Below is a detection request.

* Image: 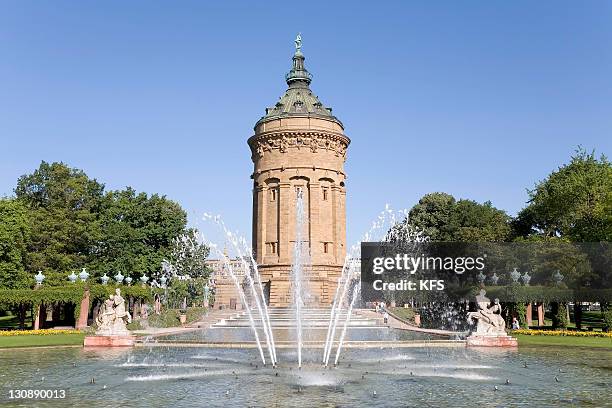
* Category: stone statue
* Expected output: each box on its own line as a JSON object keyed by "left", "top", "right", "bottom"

{"left": 295, "top": 33, "right": 302, "bottom": 52}
{"left": 95, "top": 295, "right": 116, "bottom": 335}
{"left": 95, "top": 288, "right": 132, "bottom": 336}
{"left": 467, "top": 289, "right": 507, "bottom": 335}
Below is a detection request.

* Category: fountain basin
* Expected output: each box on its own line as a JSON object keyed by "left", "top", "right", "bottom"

{"left": 84, "top": 335, "right": 136, "bottom": 347}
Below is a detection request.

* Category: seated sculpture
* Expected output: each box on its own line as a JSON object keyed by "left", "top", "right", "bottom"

{"left": 95, "top": 288, "right": 132, "bottom": 336}
{"left": 467, "top": 289, "right": 507, "bottom": 335}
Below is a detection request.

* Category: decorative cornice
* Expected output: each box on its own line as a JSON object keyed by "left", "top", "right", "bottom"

{"left": 248, "top": 131, "right": 350, "bottom": 160}
{"left": 252, "top": 166, "right": 347, "bottom": 180}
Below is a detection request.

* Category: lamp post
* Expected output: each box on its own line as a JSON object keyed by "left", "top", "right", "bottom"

{"left": 477, "top": 271, "right": 486, "bottom": 284}
{"left": 68, "top": 271, "right": 77, "bottom": 283}
{"left": 553, "top": 270, "right": 564, "bottom": 286}
{"left": 140, "top": 275, "right": 149, "bottom": 286}
{"left": 114, "top": 271, "right": 124, "bottom": 284}
{"left": 78, "top": 267, "right": 89, "bottom": 282}
{"left": 490, "top": 272, "right": 499, "bottom": 286}
{"left": 203, "top": 283, "right": 210, "bottom": 307}
{"left": 125, "top": 275, "right": 133, "bottom": 286}
{"left": 101, "top": 273, "right": 110, "bottom": 285}
{"left": 510, "top": 268, "right": 521, "bottom": 283}
{"left": 35, "top": 271, "right": 45, "bottom": 286}
{"left": 522, "top": 271, "right": 531, "bottom": 286}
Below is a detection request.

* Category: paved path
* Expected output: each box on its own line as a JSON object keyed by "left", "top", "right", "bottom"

{"left": 360, "top": 309, "right": 466, "bottom": 337}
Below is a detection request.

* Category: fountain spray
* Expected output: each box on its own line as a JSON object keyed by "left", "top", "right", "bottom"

{"left": 292, "top": 189, "right": 306, "bottom": 368}
{"left": 206, "top": 242, "right": 267, "bottom": 365}
{"left": 334, "top": 284, "right": 361, "bottom": 366}
{"left": 203, "top": 214, "right": 277, "bottom": 366}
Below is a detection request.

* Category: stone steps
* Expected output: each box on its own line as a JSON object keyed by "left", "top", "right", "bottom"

{"left": 213, "top": 308, "right": 384, "bottom": 329}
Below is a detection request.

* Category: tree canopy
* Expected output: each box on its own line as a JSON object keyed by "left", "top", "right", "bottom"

{"left": 15, "top": 161, "right": 104, "bottom": 273}
{"left": 405, "top": 192, "right": 512, "bottom": 242}
{"left": 0, "top": 198, "right": 31, "bottom": 288}
{"left": 515, "top": 148, "right": 611, "bottom": 241}
{"left": 1, "top": 161, "right": 202, "bottom": 288}
{"left": 91, "top": 187, "right": 187, "bottom": 278}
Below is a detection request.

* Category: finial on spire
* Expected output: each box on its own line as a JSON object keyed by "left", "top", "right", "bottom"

{"left": 285, "top": 33, "right": 311, "bottom": 87}
{"left": 294, "top": 33, "right": 302, "bottom": 54}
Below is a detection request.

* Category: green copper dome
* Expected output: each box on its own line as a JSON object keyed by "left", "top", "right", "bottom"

{"left": 256, "top": 35, "right": 342, "bottom": 128}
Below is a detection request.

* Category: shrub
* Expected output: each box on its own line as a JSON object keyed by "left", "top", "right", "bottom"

{"left": 551, "top": 302, "right": 569, "bottom": 329}
{"left": 603, "top": 309, "right": 612, "bottom": 332}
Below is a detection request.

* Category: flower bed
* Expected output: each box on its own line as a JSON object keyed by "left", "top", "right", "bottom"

{"left": 512, "top": 329, "right": 612, "bottom": 338}
{"left": 0, "top": 329, "right": 81, "bottom": 337}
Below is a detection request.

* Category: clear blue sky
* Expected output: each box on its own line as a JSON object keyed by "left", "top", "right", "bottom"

{"left": 1, "top": 1, "right": 610, "bottom": 246}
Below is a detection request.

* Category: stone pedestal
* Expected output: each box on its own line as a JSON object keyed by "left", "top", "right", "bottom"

{"left": 466, "top": 335, "right": 518, "bottom": 348}
{"left": 84, "top": 335, "right": 136, "bottom": 347}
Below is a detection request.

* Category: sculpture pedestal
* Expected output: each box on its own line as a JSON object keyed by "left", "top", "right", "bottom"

{"left": 84, "top": 335, "right": 136, "bottom": 347}
{"left": 466, "top": 334, "right": 518, "bottom": 348}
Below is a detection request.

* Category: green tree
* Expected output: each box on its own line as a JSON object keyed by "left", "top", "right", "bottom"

{"left": 15, "top": 161, "right": 104, "bottom": 273}
{"left": 92, "top": 187, "right": 187, "bottom": 279}
{"left": 405, "top": 192, "right": 511, "bottom": 242}
{"left": 166, "top": 228, "right": 211, "bottom": 279}
{"left": 406, "top": 193, "right": 456, "bottom": 241}
{"left": 516, "top": 148, "right": 612, "bottom": 241}
{"left": 0, "top": 198, "right": 31, "bottom": 288}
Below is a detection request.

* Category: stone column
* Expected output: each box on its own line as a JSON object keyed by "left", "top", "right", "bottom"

{"left": 254, "top": 183, "right": 266, "bottom": 262}
{"left": 537, "top": 303, "right": 545, "bottom": 326}
{"left": 526, "top": 303, "right": 532, "bottom": 327}
{"left": 33, "top": 305, "right": 41, "bottom": 330}
{"left": 309, "top": 181, "right": 321, "bottom": 261}
{"left": 76, "top": 289, "right": 90, "bottom": 329}
{"left": 278, "top": 181, "right": 291, "bottom": 264}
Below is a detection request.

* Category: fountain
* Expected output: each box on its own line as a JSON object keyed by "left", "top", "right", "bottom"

{"left": 4, "top": 208, "right": 609, "bottom": 407}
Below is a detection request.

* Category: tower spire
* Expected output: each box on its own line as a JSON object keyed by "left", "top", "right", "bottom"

{"left": 285, "top": 33, "right": 312, "bottom": 87}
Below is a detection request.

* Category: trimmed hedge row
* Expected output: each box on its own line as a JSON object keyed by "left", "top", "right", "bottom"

{"left": 0, "top": 284, "right": 156, "bottom": 319}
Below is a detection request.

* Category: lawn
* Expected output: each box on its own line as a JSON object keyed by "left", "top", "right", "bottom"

{"left": 388, "top": 307, "right": 416, "bottom": 323}
{"left": 515, "top": 334, "right": 612, "bottom": 349}
{"left": 0, "top": 312, "right": 33, "bottom": 330}
{"left": 0, "top": 333, "right": 85, "bottom": 348}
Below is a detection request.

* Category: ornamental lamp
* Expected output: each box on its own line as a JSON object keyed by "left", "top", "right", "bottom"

{"left": 489, "top": 272, "right": 499, "bottom": 286}
{"left": 477, "top": 271, "right": 486, "bottom": 284}
{"left": 521, "top": 271, "right": 531, "bottom": 286}
{"left": 125, "top": 275, "right": 133, "bottom": 285}
{"left": 114, "top": 271, "right": 125, "bottom": 284}
{"left": 79, "top": 267, "right": 89, "bottom": 282}
{"left": 510, "top": 268, "right": 521, "bottom": 283}
{"left": 140, "top": 275, "right": 149, "bottom": 285}
{"left": 35, "top": 271, "right": 45, "bottom": 286}
{"left": 101, "top": 273, "right": 110, "bottom": 285}
{"left": 68, "top": 271, "right": 77, "bottom": 283}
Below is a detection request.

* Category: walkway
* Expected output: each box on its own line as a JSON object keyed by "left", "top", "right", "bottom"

{"left": 360, "top": 309, "right": 466, "bottom": 337}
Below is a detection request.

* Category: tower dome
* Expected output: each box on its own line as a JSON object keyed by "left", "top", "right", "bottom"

{"left": 256, "top": 34, "right": 343, "bottom": 129}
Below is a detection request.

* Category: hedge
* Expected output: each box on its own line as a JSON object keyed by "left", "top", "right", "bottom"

{"left": 0, "top": 283, "right": 155, "bottom": 319}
